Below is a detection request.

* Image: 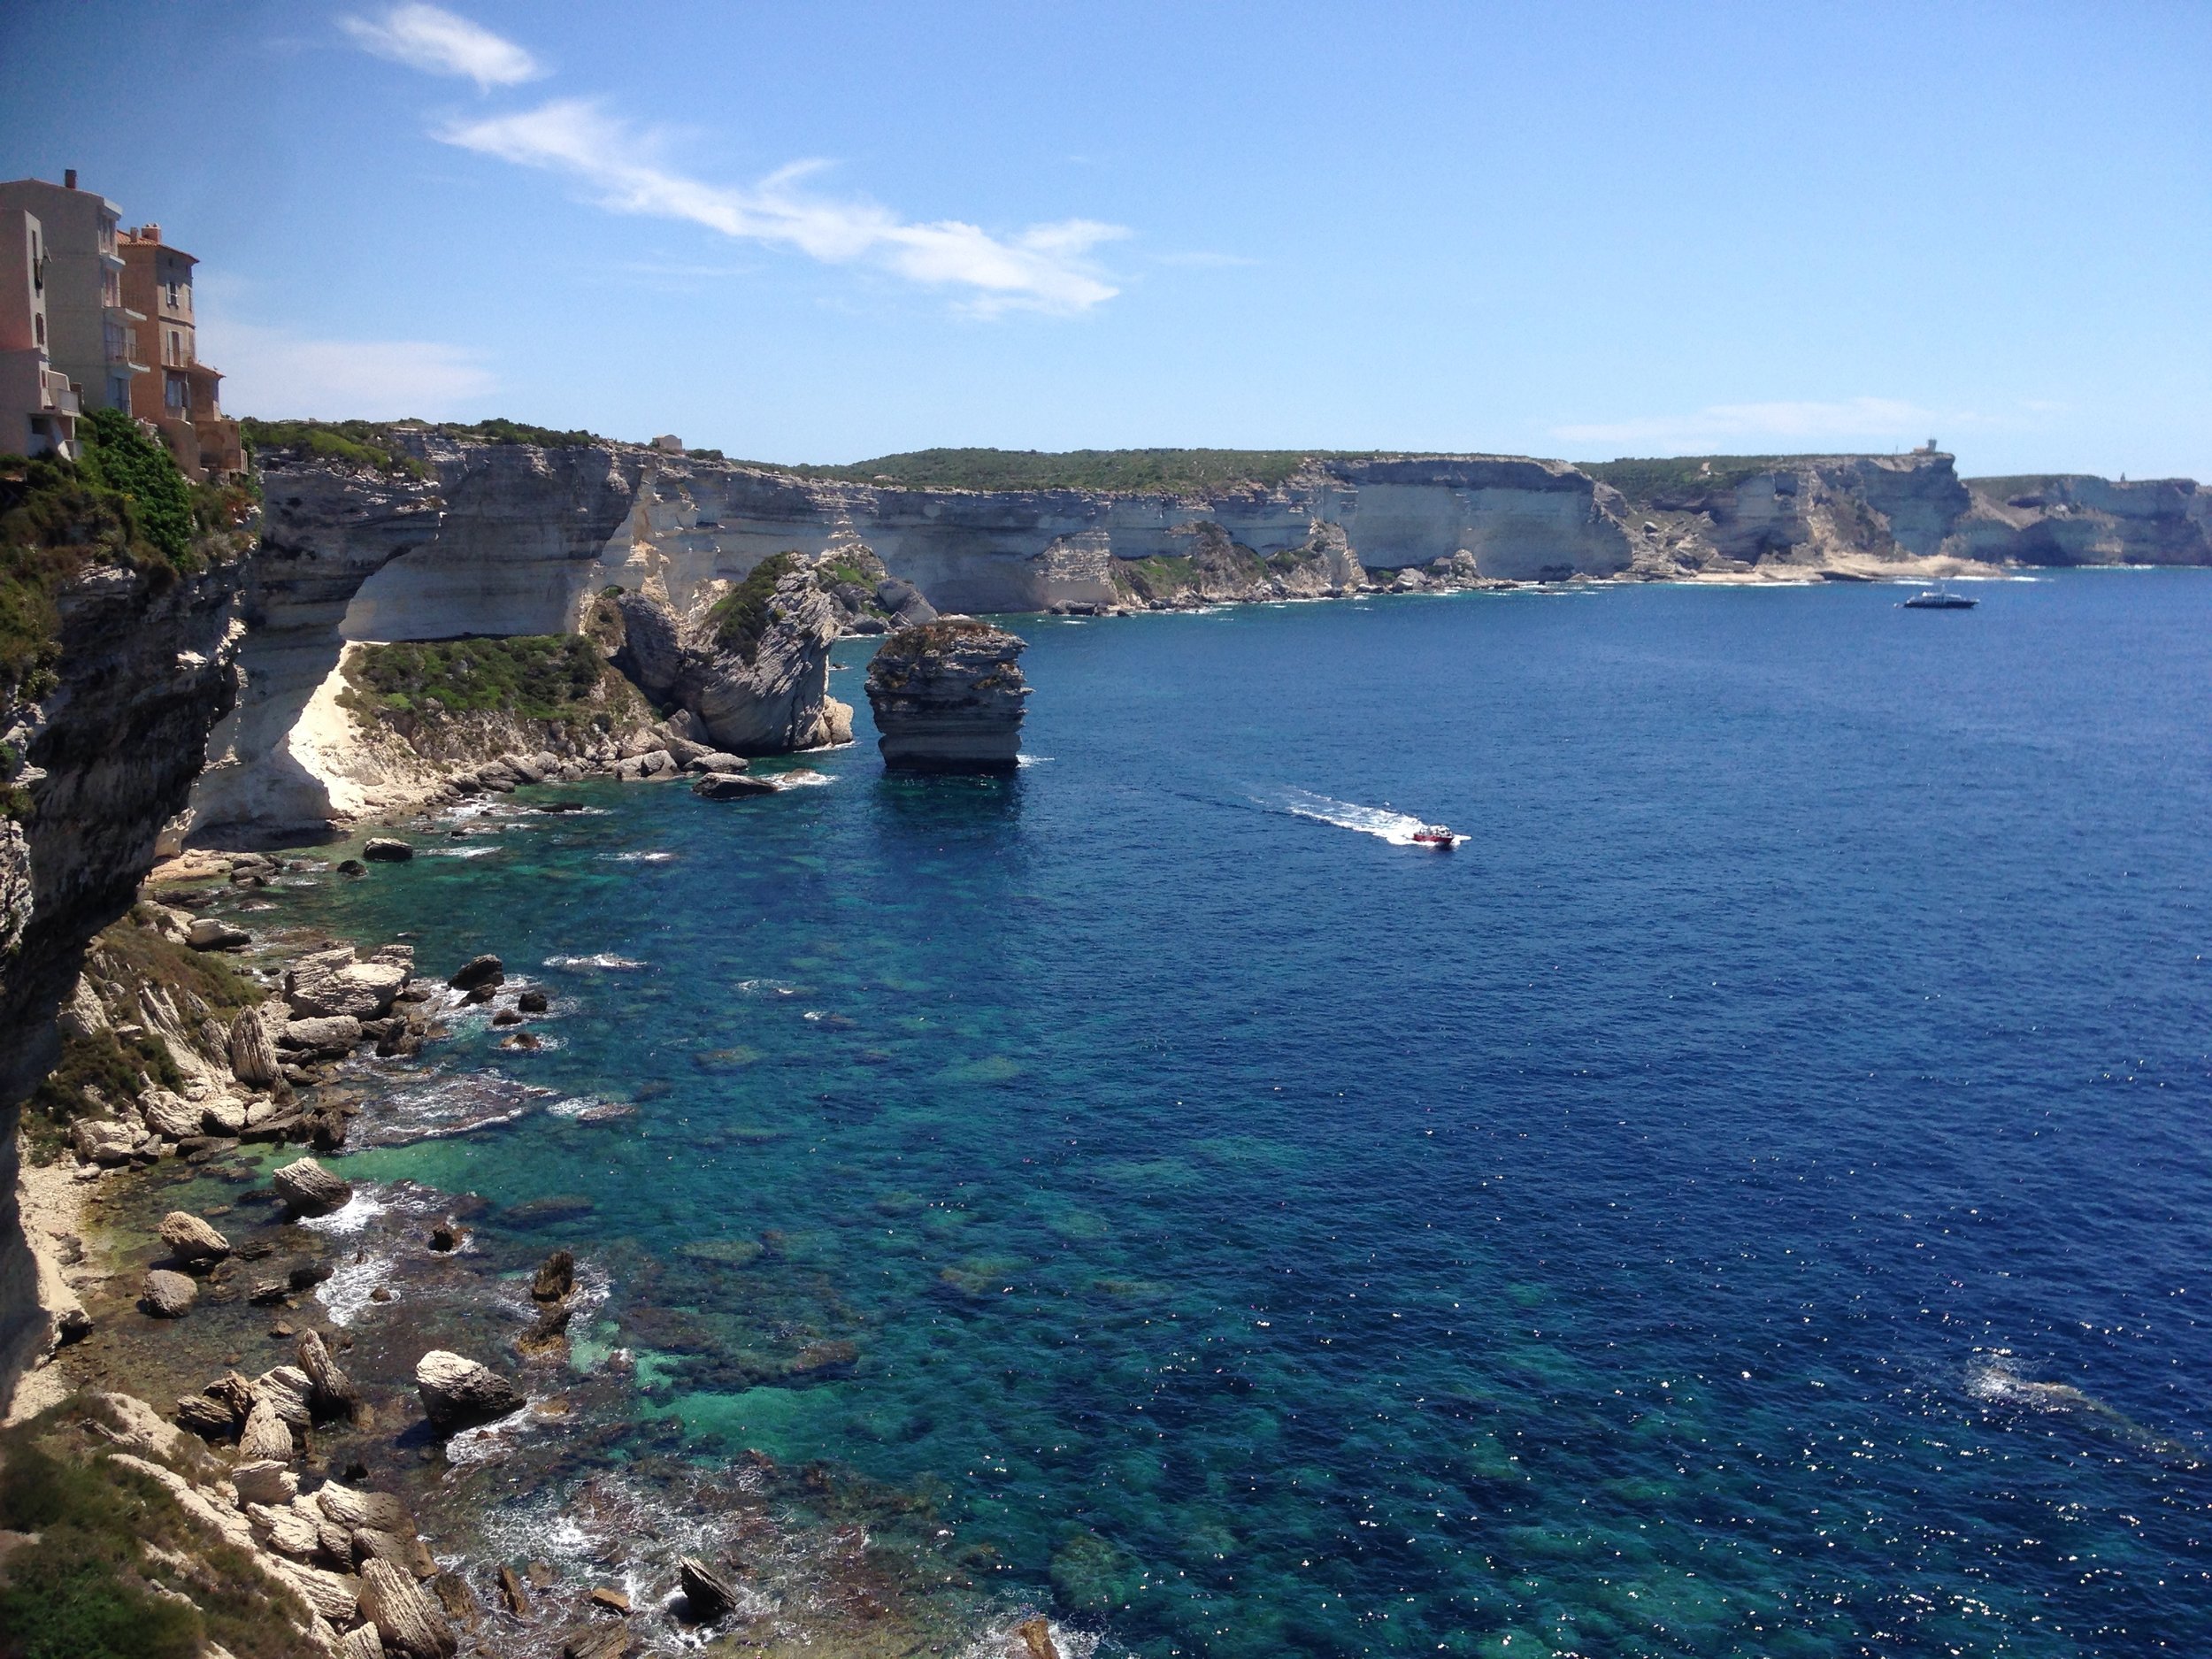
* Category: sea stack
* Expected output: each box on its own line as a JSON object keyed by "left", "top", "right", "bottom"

{"left": 864, "top": 618, "right": 1030, "bottom": 773}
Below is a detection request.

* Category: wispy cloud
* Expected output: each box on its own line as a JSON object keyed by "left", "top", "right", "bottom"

{"left": 209, "top": 314, "right": 495, "bottom": 420}
{"left": 1555, "top": 397, "right": 1954, "bottom": 456}
{"left": 437, "top": 100, "right": 1124, "bottom": 316}
{"left": 340, "top": 3, "right": 544, "bottom": 90}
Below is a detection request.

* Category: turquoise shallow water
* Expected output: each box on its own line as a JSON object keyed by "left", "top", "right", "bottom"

{"left": 265, "top": 573, "right": 2212, "bottom": 1656}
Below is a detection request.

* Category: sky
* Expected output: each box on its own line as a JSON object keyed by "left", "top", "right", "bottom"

{"left": 4, "top": 1, "right": 2208, "bottom": 477}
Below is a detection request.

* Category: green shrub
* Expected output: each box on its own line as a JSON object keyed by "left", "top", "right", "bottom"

{"left": 239, "top": 418, "right": 426, "bottom": 479}
{"left": 436, "top": 416, "right": 601, "bottom": 449}
{"left": 348, "top": 634, "right": 608, "bottom": 720}
{"left": 0, "top": 447, "right": 206, "bottom": 703}
{"left": 0, "top": 1425, "right": 311, "bottom": 1659}
{"left": 75, "top": 408, "right": 196, "bottom": 567}
{"left": 710, "top": 551, "right": 801, "bottom": 658}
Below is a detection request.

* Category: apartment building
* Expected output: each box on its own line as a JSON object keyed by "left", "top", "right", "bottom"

{"left": 120, "top": 225, "right": 243, "bottom": 479}
{"left": 0, "top": 206, "right": 80, "bottom": 460}
{"left": 0, "top": 172, "right": 144, "bottom": 421}
{"left": 0, "top": 172, "right": 243, "bottom": 480}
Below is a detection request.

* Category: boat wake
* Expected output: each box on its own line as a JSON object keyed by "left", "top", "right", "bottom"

{"left": 1272, "top": 788, "right": 1464, "bottom": 848}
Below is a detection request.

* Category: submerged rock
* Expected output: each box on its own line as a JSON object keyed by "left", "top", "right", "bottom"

{"left": 187, "top": 917, "right": 251, "bottom": 950}
{"left": 864, "top": 618, "right": 1029, "bottom": 773}
{"left": 531, "top": 1248, "right": 576, "bottom": 1302}
{"left": 415, "top": 1348, "right": 526, "bottom": 1430}
{"left": 142, "top": 1268, "right": 198, "bottom": 1317}
{"left": 692, "top": 771, "right": 776, "bottom": 800}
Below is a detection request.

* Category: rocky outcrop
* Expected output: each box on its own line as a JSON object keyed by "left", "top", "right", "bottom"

{"left": 1587, "top": 452, "right": 1977, "bottom": 575}
{"left": 0, "top": 546, "right": 245, "bottom": 1403}
{"left": 603, "top": 566, "right": 852, "bottom": 755}
{"left": 415, "top": 1348, "right": 526, "bottom": 1430}
{"left": 1947, "top": 474, "right": 2212, "bottom": 566}
{"left": 866, "top": 620, "right": 1030, "bottom": 773}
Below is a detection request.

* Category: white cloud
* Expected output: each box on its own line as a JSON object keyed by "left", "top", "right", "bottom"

{"left": 440, "top": 99, "right": 1125, "bottom": 316}
{"left": 207, "top": 317, "right": 495, "bottom": 420}
{"left": 340, "top": 4, "right": 544, "bottom": 90}
{"left": 1555, "top": 397, "right": 1950, "bottom": 456}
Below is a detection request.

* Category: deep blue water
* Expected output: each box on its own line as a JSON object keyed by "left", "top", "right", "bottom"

{"left": 280, "top": 572, "right": 2212, "bottom": 1656}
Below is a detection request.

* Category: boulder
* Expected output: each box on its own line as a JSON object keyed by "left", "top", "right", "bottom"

{"left": 359, "top": 1557, "right": 457, "bottom": 1659}
{"left": 287, "top": 947, "right": 408, "bottom": 1019}
{"left": 71, "top": 1118, "right": 137, "bottom": 1164}
{"left": 561, "top": 1625, "right": 631, "bottom": 1659}
{"left": 692, "top": 771, "right": 777, "bottom": 800}
{"left": 142, "top": 1268, "right": 198, "bottom": 1317}
{"left": 227, "top": 1005, "right": 282, "bottom": 1086}
{"left": 273, "top": 1156, "right": 353, "bottom": 1217}
{"left": 238, "top": 1398, "right": 296, "bottom": 1461}
{"left": 298, "top": 1328, "right": 359, "bottom": 1417}
{"left": 875, "top": 577, "right": 938, "bottom": 627}
{"left": 249, "top": 1498, "right": 325, "bottom": 1557}
{"left": 175, "top": 1392, "right": 240, "bottom": 1439}
{"left": 364, "top": 838, "right": 415, "bottom": 863}
{"left": 864, "top": 619, "right": 1030, "bottom": 773}
{"left": 232, "top": 1458, "right": 298, "bottom": 1506}
{"left": 253, "top": 1364, "right": 316, "bottom": 1427}
{"left": 679, "top": 1555, "right": 738, "bottom": 1621}
{"left": 336, "top": 1624, "right": 386, "bottom": 1659}
{"left": 158, "top": 1210, "right": 231, "bottom": 1264}
{"left": 316, "top": 1480, "right": 415, "bottom": 1538}
{"left": 201, "top": 1095, "right": 250, "bottom": 1134}
{"left": 337, "top": 858, "right": 367, "bottom": 876}
{"left": 682, "top": 749, "right": 749, "bottom": 774}
{"left": 448, "top": 954, "right": 504, "bottom": 992}
{"left": 188, "top": 917, "right": 251, "bottom": 950}
{"left": 496, "top": 1563, "right": 530, "bottom": 1616}
{"left": 516, "top": 989, "right": 548, "bottom": 1013}
{"left": 139, "top": 1089, "right": 206, "bottom": 1141}
{"left": 415, "top": 1350, "right": 526, "bottom": 1431}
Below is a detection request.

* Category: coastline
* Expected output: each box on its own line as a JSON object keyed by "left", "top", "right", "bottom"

{"left": 7, "top": 814, "right": 1086, "bottom": 1659}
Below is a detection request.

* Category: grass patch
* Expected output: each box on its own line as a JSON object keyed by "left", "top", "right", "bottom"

{"left": 0, "top": 1412, "right": 311, "bottom": 1659}
{"left": 346, "top": 634, "right": 607, "bottom": 720}
{"left": 787, "top": 448, "right": 1348, "bottom": 495}
{"left": 240, "top": 417, "right": 426, "bottom": 480}
{"left": 0, "top": 424, "right": 216, "bottom": 702}
{"left": 710, "top": 551, "right": 802, "bottom": 658}
{"left": 1110, "top": 555, "right": 1197, "bottom": 603}
{"left": 1578, "top": 456, "right": 1793, "bottom": 505}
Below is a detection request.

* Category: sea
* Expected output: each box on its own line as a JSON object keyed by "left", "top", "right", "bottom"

{"left": 250, "top": 571, "right": 2212, "bottom": 1656}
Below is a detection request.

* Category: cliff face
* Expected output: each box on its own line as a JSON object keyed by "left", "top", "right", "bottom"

{"left": 1, "top": 557, "right": 244, "bottom": 1395}
{"left": 1591, "top": 453, "right": 1975, "bottom": 574}
{"left": 1947, "top": 475, "right": 2212, "bottom": 566}
{"left": 597, "top": 451, "right": 1635, "bottom": 613}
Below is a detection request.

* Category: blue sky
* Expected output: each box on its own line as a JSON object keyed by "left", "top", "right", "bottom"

{"left": 4, "top": 1, "right": 2208, "bottom": 476}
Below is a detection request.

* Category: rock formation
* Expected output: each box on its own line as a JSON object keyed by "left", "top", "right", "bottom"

{"left": 865, "top": 620, "right": 1030, "bottom": 773}
{"left": 601, "top": 559, "right": 852, "bottom": 754}
{"left": 415, "top": 1348, "right": 526, "bottom": 1430}
{"left": 1948, "top": 474, "right": 2212, "bottom": 565}
{"left": 0, "top": 519, "right": 247, "bottom": 1402}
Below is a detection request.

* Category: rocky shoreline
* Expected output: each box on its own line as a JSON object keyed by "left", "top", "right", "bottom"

{"left": 5, "top": 833, "right": 1087, "bottom": 1659}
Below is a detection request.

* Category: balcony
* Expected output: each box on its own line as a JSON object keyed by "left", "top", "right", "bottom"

{"left": 41, "top": 369, "right": 78, "bottom": 415}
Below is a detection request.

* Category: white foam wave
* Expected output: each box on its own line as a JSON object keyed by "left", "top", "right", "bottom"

{"left": 602, "top": 851, "right": 678, "bottom": 864}
{"left": 771, "top": 768, "right": 834, "bottom": 787}
{"left": 299, "top": 1188, "right": 390, "bottom": 1239}
{"left": 1017, "top": 754, "right": 1053, "bottom": 767}
{"left": 543, "top": 953, "right": 648, "bottom": 971}
{"left": 1275, "top": 787, "right": 1463, "bottom": 848}
{"left": 421, "top": 846, "right": 501, "bottom": 858}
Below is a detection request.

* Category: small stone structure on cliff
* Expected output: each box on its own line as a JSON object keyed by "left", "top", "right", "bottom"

{"left": 864, "top": 619, "right": 1029, "bottom": 773}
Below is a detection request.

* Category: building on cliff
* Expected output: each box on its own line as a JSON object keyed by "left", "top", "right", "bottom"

{"left": 119, "top": 223, "right": 243, "bottom": 479}
{"left": 0, "top": 205, "right": 81, "bottom": 460}
{"left": 0, "top": 172, "right": 145, "bottom": 421}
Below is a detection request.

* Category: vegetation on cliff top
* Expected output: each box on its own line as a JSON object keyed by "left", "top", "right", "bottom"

{"left": 1577, "top": 457, "right": 1793, "bottom": 503}
{"left": 240, "top": 417, "right": 427, "bottom": 478}
{"left": 785, "top": 448, "right": 1348, "bottom": 495}
{"left": 0, "top": 414, "right": 243, "bottom": 703}
{"left": 343, "top": 634, "right": 611, "bottom": 721}
{"left": 0, "top": 1409, "right": 310, "bottom": 1659}
{"left": 709, "top": 550, "right": 802, "bottom": 658}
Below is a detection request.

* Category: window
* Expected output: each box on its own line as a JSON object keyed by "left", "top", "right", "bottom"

{"left": 168, "top": 330, "right": 182, "bottom": 366}
{"left": 165, "top": 373, "right": 189, "bottom": 412}
{"left": 33, "top": 315, "right": 42, "bottom": 347}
